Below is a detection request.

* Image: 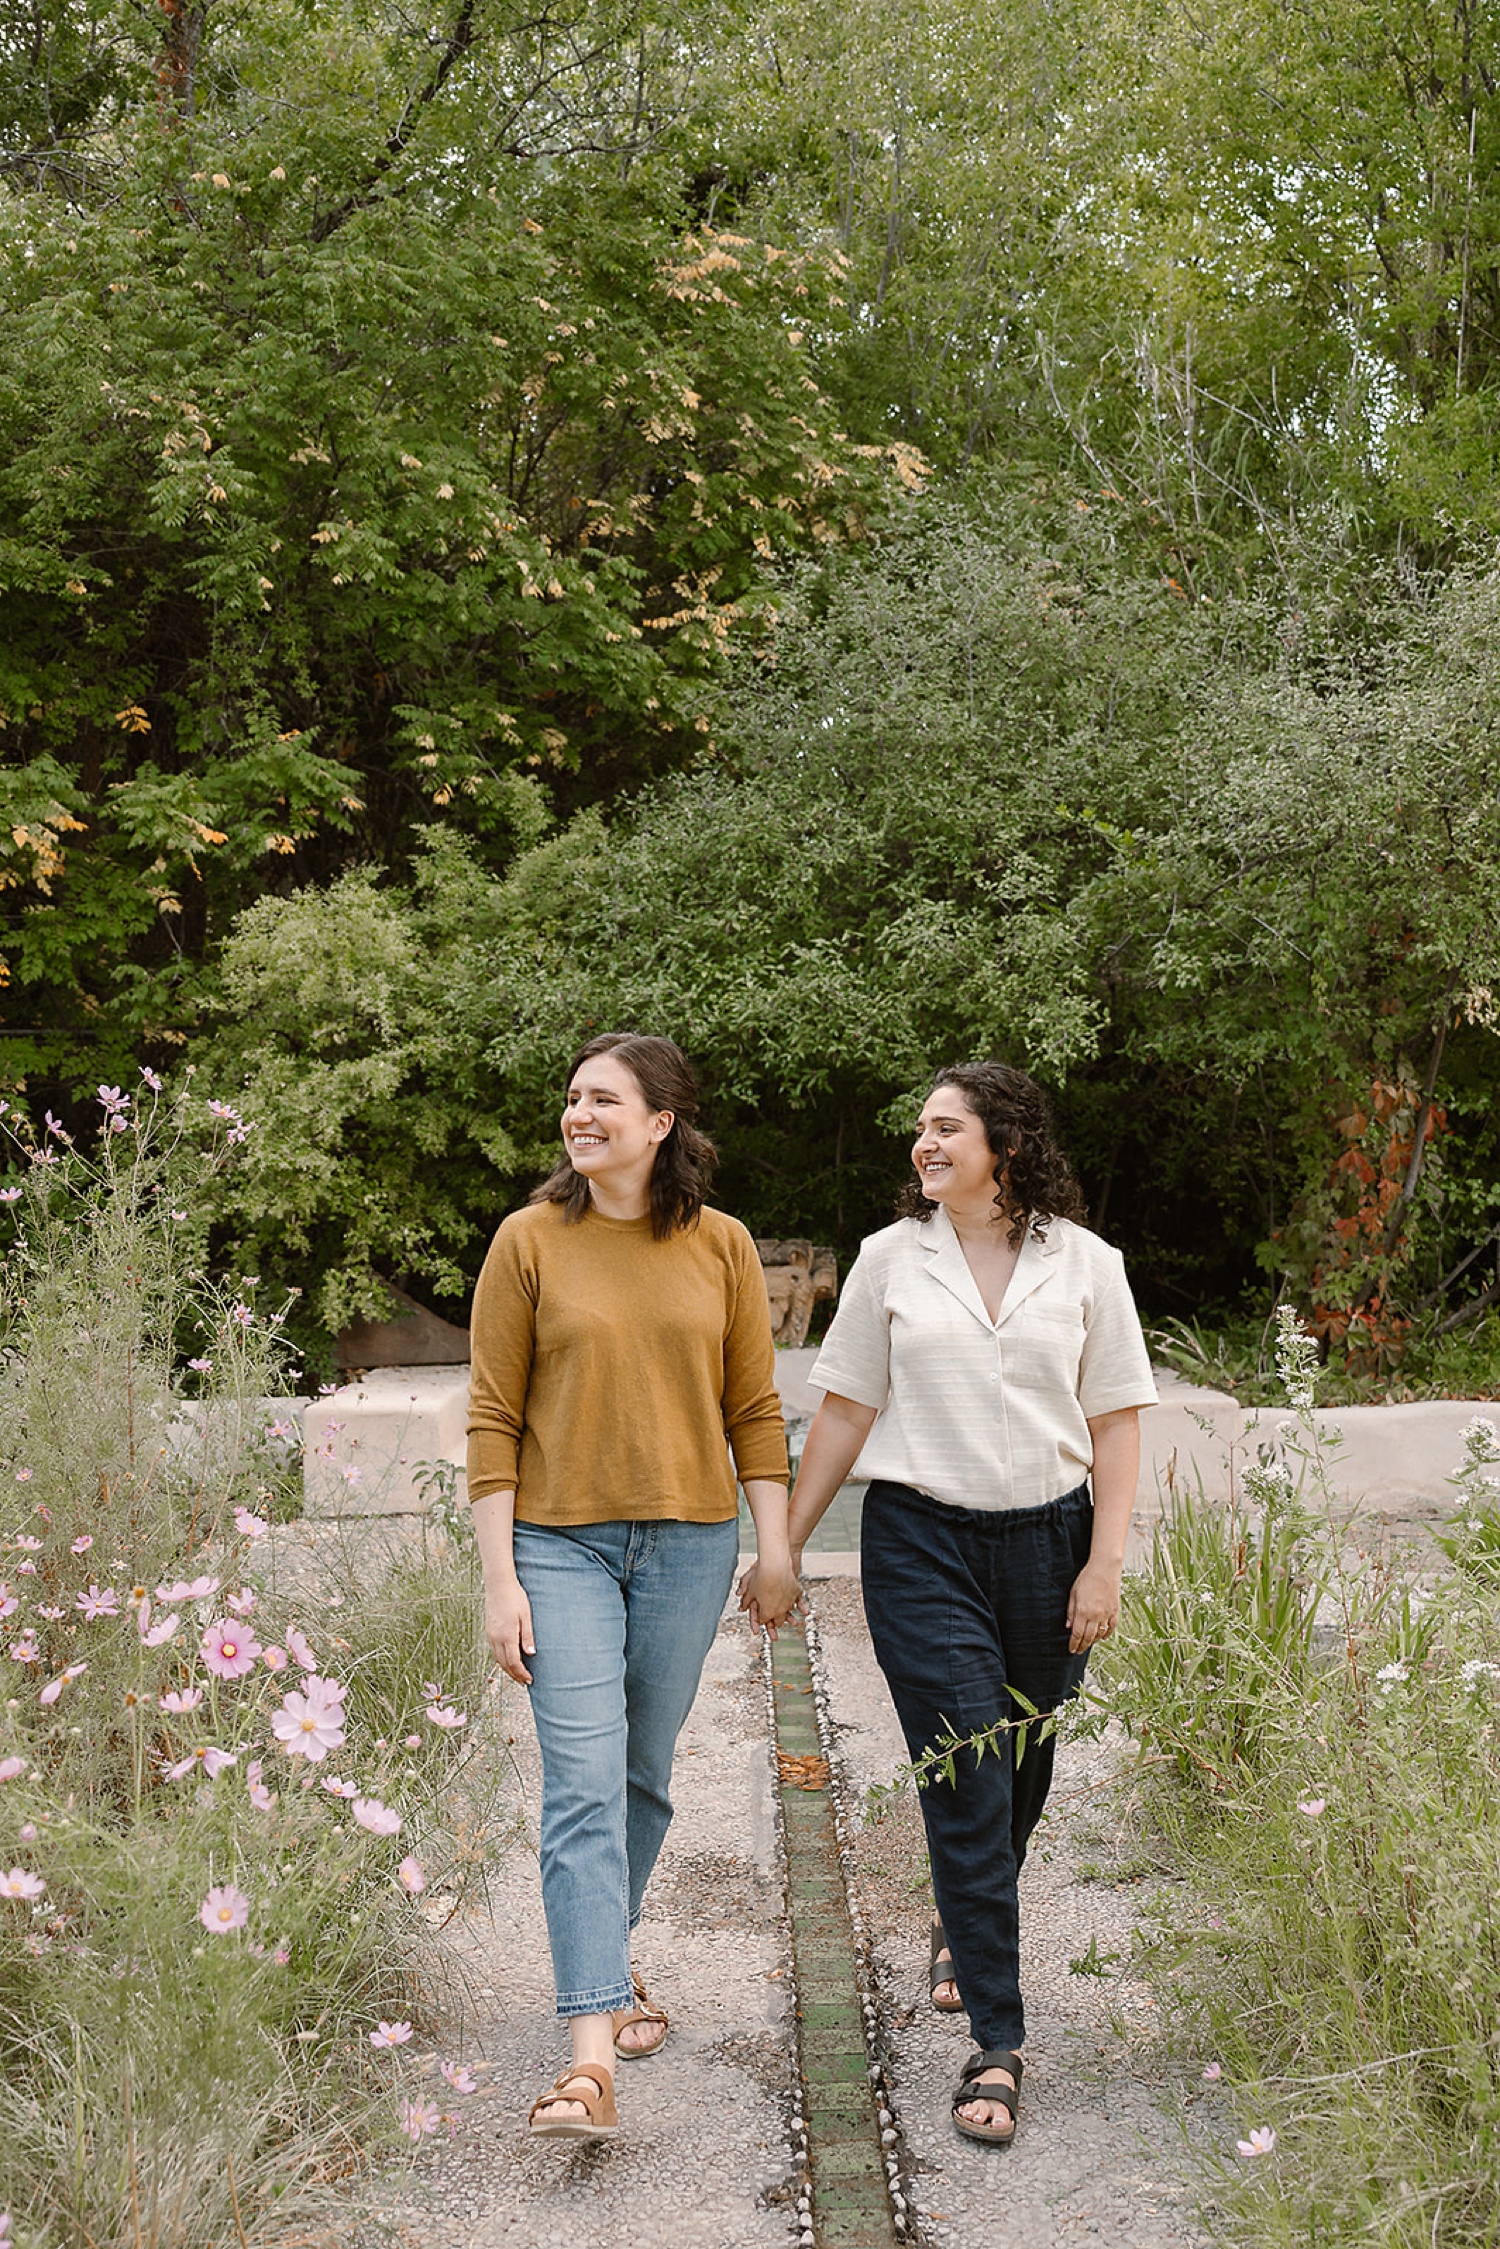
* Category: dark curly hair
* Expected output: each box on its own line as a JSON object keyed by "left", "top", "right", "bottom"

{"left": 529, "top": 1032, "right": 716, "bottom": 1239}
{"left": 895, "top": 1061, "right": 1087, "bottom": 1246}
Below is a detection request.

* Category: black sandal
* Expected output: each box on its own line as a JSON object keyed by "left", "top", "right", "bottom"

{"left": 928, "top": 1919, "right": 964, "bottom": 2013}
{"left": 951, "top": 2048, "right": 1023, "bottom": 2146}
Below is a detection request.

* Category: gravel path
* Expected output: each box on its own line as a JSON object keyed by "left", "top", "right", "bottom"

{"left": 810, "top": 1578, "right": 1211, "bottom": 2249}
{"left": 355, "top": 1579, "right": 1212, "bottom": 2249}
{"left": 365, "top": 1610, "right": 801, "bottom": 2249}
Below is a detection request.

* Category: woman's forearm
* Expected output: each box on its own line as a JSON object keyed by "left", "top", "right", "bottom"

{"left": 1084, "top": 1408, "right": 1140, "bottom": 1571}
{"left": 787, "top": 1395, "right": 879, "bottom": 1560}
{"left": 741, "top": 1477, "right": 792, "bottom": 1563}
{"left": 470, "top": 1484, "right": 521, "bottom": 1584}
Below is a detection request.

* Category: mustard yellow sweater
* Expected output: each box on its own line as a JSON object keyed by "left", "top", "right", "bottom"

{"left": 466, "top": 1200, "right": 789, "bottom": 1525}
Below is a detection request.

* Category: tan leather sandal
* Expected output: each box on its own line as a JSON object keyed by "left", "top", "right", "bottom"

{"left": 612, "top": 1971, "right": 669, "bottom": 2060}
{"left": 528, "top": 2063, "right": 618, "bottom": 2140}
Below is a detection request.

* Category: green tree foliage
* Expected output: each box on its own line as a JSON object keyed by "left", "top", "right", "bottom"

{"left": 201, "top": 499, "right": 1500, "bottom": 1354}
{"left": 0, "top": 0, "right": 910, "bottom": 1085}
{"left": 6, "top": 0, "right": 1500, "bottom": 1382}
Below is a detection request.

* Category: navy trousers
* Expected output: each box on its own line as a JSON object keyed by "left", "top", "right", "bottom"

{"left": 860, "top": 1477, "right": 1093, "bottom": 2052}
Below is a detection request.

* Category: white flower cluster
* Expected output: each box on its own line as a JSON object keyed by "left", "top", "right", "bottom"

{"left": 1459, "top": 1416, "right": 1500, "bottom": 1464}
{"left": 1273, "top": 1304, "right": 1319, "bottom": 1413}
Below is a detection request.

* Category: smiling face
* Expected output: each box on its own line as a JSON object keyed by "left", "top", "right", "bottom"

{"left": 561, "top": 1051, "right": 674, "bottom": 1193}
{"left": 910, "top": 1083, "right": 1006, "bottom": 1218}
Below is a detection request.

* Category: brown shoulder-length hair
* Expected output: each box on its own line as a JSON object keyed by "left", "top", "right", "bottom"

{"left": 894, "top": 1060, "right": 1087, "bottom": 1247}
{"left": 529, "top": 1032, "right": 716, "bottom": 1239}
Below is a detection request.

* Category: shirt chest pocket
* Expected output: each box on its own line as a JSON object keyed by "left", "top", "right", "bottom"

{"left": 1002, "top": 1301, "right": 1086, "bottom": 1391}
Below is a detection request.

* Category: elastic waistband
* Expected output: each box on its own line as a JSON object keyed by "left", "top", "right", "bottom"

{"left": 865, "top": 1478, "right": 1091, "bottom": 1533}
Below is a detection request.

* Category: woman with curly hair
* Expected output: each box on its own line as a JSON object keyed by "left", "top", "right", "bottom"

{"left": 469, "top": 1032, "right": 800, "bottom": 2141}
{"left": 741, "top": 1060, "right": 1155, "bottom": 2147}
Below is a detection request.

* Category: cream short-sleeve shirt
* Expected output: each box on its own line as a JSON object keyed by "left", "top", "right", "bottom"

{"left": 809, "top": 1207, "right": 1157, "bottom": 1512}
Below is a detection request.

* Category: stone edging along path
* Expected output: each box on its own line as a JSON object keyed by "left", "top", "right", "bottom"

{"left": 359, "top": 1580, "right": 1210, "bottom": 2249}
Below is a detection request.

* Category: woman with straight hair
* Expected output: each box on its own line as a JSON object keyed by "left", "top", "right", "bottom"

{"left": 741, "top": 1060, "right": 1155, "bottom": 2147}
{"left": 468, "top": 1032, "right": 800, "bottom": 2140}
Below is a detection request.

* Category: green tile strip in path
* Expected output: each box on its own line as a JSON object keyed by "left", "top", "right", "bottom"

{"left": 766, "top": 1609, "right": 908, "bottom": 2249}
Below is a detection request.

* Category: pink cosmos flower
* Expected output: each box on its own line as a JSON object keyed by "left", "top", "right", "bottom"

{"left": 421, "top": 1682, "right": 444, "bottom": 1701}
{"left": 273, "top": 1945, "right": 290, "bottom": 1965}
{"left": 8, "top": 1635, "right": 39, "bottom": 1664}
{"left": 425, "top": 1704, "right": 466, "bottom": 1730}
{"left": 70, "top": 1535, "right": 93, "bottom": 1555}
{"left": 199, "top": 1883, "right": 251, "bottom": 1934}
{"left": 404, "top": 1734, "right": 422, "bottom": 1749}
{"left": 16, "top": 1824, "right": 32, "bottom": 1842}
{"left": 397, "top": 1855, "right": 426, "bottom": 1894}
{"left": 13, "top": 1535, "right": 40, "bottom": 1549}
{"left": 1202, "top": 2062, "right": 1222, "bottom": 2082}
{"left": 142, "top": 1613, "right": 181, "bottom": 1647}
{"left": 39, "top": 1662, "right": 86, "bottom": 1705}
{"left": 233, "top": 1507, "right": 269, "bottom": 1539}
{"left": 200, "top": 1618, "right": 261, "bottom": 1679}
{"left": 167, "top": 1745, "right": 238, "bottom": 1781}
{"left": 1237, "top": 2127, "right": 1277, "bottom": 2158}
{"left": 187, "top": 1357, "right": 213, "bottom": 1373}
{"left": 0, "top": 1757, "right": 26, "bottom": 1782}
{"left": 159, "top": 1576, "right": 219, "bottom": 1603}
{"left": 76, "top": 1584, "right": 120, "bottom": 1620}
{"left": 321, "top": 1775, "right": 359, "bottom": 1798}
{"left": 225, "top": 1588, "right": 257, "bottom": 1616}
{"left": 351, "top": 1796, "right": 401, "bottom": 1837}
{"left": 15, "top": 1562, "right": 35, "bottom": 1577}
{"left": 36, "top": 1605, "right": 63, "bottom": 1620}
{"left": 398, "top": 2097, "right": 442, "bottom": 2143}
{"left": 248, "top": 1779, "right": 276, "bottom": 1811}
{"left": 0, "top": 1867, "right": 44, "bottom": 1900}
{"left": 1297, "top": 1798, "right": 1327, "bottom": 1818}
{"left": 440, "top": 2060, "right": 478, "bottom": 2094}
{"left": 159, "top": 1687, "right": 203, "bottom": 1713}
{"left": 140, "top": 1066, "right": 163, "bottom": 1091}
{"left": 271, "top": 1680, "right": 346, "bottom": 1762}
{"left": 0, "top": 1589, "right": 17, "bottom": 1620}
{"left": 285, "top": 1626, "right": 316, "bottom": 1670}
{"left": 262, "top": 1645, "right": 288, "bottom": 1670}
{"left": 369, "top": 2020, "right": 414, "bottom": 2048}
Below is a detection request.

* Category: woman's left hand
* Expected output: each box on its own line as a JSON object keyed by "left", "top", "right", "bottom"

{"left": 1066, "top": 1558, "right": 1122, "bottom": 1654}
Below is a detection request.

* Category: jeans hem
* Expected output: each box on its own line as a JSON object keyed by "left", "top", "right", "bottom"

{"left": 556, "top": 1984, "right": 636, "bottom": 2019}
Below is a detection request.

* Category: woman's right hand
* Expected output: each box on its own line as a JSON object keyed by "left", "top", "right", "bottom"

{"left": 485, "top": 1572, "right": 536, "bottom": 1685}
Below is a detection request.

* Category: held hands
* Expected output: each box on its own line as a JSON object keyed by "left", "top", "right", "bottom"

{"left": 1066, "top": 1557, "right": 1122, "bottom": 1655}
{"left": 485, "top": 1573, "right": 536, "bottom": 1685}
{"left": 737, "top": 1556, "right": 804, "bottom": 1637}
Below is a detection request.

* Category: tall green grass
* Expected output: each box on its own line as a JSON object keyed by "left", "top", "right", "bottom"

{"left": 0, "top": 1084, "right": 508, "bottom": 2247}
{"left": 1101, "top": 1310, "right": 1500, "bottom": 2246}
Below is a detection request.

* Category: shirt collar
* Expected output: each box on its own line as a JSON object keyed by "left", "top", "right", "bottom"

{"left": 916, "top": 1205, "right": 1061, "bottom": 1330}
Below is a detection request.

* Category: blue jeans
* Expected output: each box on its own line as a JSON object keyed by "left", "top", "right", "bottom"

{"left": 513, "top": 1515, "right": 739, "bottom": 2017}
{"left": 860, "top": 1478, "right": 1093, "bottom": 2052}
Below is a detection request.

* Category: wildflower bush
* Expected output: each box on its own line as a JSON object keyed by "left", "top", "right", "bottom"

{"left": 0, "top": 1083, "right": 504, "bottom": 2248}
{"left": 1100, "top": 1310, "right": 1500, "bottom": 2246}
